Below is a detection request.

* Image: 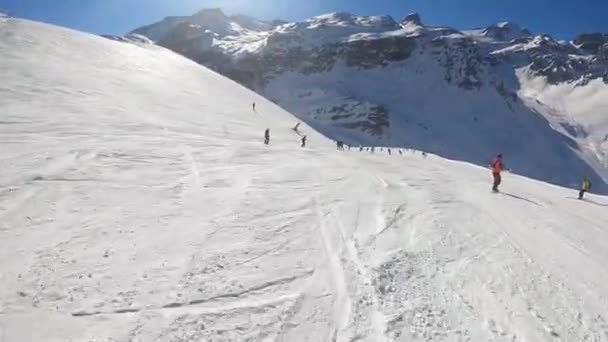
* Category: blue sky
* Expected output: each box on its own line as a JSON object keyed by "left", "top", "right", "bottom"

{"left": 1, "top": 0, "right": 607, "bottom": 38}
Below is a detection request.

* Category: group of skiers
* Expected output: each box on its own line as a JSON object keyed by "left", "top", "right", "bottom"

{"left": 256, "top": 100, "right": 305, "bottom": 147}
{"left": 263, "top": 125, "right": 306, "bottom": 148}
{"left": 352, "top": 145, "right": 428, "bottom": 158}
{"left": 256, "top": 105, "right": 594, "bottom": 200}
{"left": 490, "top": 153, "right": 592, "bottom": 199}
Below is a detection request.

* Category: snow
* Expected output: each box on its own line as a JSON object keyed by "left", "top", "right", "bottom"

{"left": 263, "top": 12, "right": 401, "bottom": 49}
{"left": 517, "top": 67, "right": 608, "bottom": 180}
{"left": 464, "top": 22, "right": 531, "bottom": 43}
{"left": 263, "top": 47, "right": 608, "bottom": 194}
{"left": 131, "top": 9, "right": 272, "bottom": 45}
{"left": 2, "top": 17, "right": 608, "bottom": 342}
{"left": 307, "top": 12, "right": 397, "bottom": 29}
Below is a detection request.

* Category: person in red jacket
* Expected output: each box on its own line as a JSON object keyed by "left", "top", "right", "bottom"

{"left": 491, "top": 154, "right": 507, "bottom": 192}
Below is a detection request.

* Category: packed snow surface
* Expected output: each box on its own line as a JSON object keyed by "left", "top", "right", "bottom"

{"left": 2, "top": 18, "right": 608, "bottom": 342}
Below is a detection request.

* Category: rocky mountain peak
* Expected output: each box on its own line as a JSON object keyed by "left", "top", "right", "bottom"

{"left": 402, "top": 13, "right": 423, "bottom": 26}
{"left": 481, "top": 21, "right": 531, "bottom": 41}
{"left": 308, "top": 12, "right": 397, "bottom": 29}
{"left": 574, "top": 32, "right": 608, "bottom": 54}
{"left": 193, "top": 8, "right": 228, "bottom": 19}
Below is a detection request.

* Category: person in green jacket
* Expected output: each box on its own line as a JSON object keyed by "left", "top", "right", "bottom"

{"left": 579, "top": 177, "right": 591, "bottom": 200}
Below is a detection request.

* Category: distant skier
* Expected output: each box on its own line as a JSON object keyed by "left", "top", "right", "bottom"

{"left": 264, "top": 128, "right": 270, "bottom": 145}
{"left": 422, "top": 151, "right": 427, "bottom": 158}
{"left": 578, "top": 176, "right": 592, "bottom": 200}
{"left": 490, "top": 153, "right": 507, "bottom": 193}
{"left": 301, "top": 135, "right": 307, "bottom": 148}
{"left": 252, "top": 102, "right": 256, "bottom": 111}
{"left": 336, "top": 141, "right": 345, "bottom": 151}
{"left": 292, "top": 122, "right": 301, "bottom": 134}
{"left": 399, "top": 150, "right": 403, "bottom": 155}
{"left": 388, "top": 148, "right": 392, "bottom": 155}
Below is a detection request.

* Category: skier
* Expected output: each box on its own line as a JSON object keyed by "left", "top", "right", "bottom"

{"left": 264, "top": 128, "right": 270, "bottom": 145}
{"left": 422, "top": 151, "right": 427, "bottom": 158}
{"left": 336, "top": 141, "right": 344, "bottom": 151}
{"left": 388, "top": 148, "right": 392, "bottom": 155}
{"left": 292, "top": 122, "right": 301, "bottom": 134}
{"left": 301, "top": 135, "right": 307, "bottom": 148}
{"left": 252, "top": 102, "right": 256, "bottom": 111}
{"left": 578, "top": 176, "right": 591, "bottom": 200}
{"left": 490, "top": 153, "right": 507, "bottom": 193}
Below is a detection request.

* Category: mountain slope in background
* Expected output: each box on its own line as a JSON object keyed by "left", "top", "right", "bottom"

{"left": 130, "top": 9, "right": 608, "bottom": 192}
{"left": 2, "top": 16, "right": 608, "bottom": 342}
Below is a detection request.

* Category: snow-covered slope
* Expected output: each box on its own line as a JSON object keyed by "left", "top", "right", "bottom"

{"left": 3, "top": 16, "right": 608, "bottom": 342}
{"left": 131, "top": 9, "right": 608, "bottom": 193}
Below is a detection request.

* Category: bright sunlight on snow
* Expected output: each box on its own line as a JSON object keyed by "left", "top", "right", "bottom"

{"left": 1, "top": 17, "right": 608, "bottom": 342}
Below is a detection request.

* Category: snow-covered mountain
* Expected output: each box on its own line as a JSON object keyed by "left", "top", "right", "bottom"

{"left": 465, "top": 21, "right": 532, "bottom": 42}
{"left": 130, "top": 9, "right": 608, "bottom": 192}
{"left": 3, "top": 15, "right": 608, "bottom": 342}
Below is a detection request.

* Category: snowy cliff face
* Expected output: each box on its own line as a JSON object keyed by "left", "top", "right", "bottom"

{"left": 130, "top": 9, "right": 608, "bottom": 190}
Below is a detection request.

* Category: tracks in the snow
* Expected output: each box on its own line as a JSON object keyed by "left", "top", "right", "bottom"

{"left": 72, "top": 270, "right": 313, "bottom": 318}
{"left": 314, "top": 171, "right": 415, "bottom": 341}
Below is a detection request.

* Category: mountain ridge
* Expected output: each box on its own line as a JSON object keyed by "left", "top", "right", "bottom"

{"left": 126, "top": 8, "right": 608, "bottom": 192}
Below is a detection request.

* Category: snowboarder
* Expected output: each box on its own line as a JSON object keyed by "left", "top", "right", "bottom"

{"left": 264, "top": 128, "right": 270, "bottom": 145}
{"left": 301, "top": 135, "right": 307, "bottom": 148}
{"left": 490, "top": 153, "right": 507, "bottom": 192}
{"left": 578, "top": 176, "right": 591, "bottom": 200}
